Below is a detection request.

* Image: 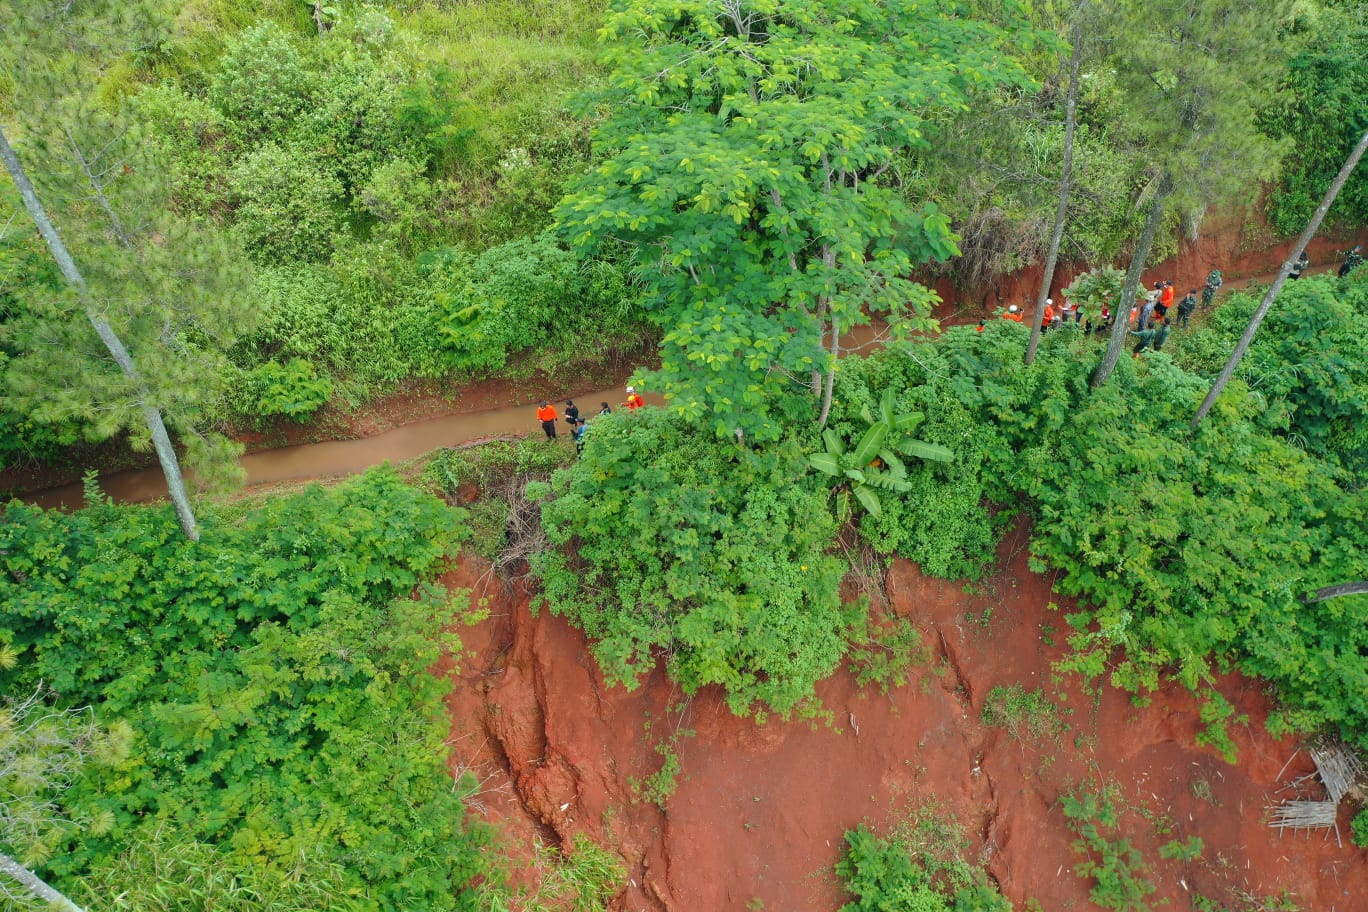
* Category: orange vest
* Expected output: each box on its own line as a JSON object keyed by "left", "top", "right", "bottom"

{"left": 537, "top": 405, "right": 557, "bottom": 422}
{"left": 1002, "top": 311, "right": 1023, "bottom": 322}
{"left": 626, "top": 393, "right": 644, "bottom": 410}
{"left": 1043, "top": 306, "right": 1055, "bottom": 324}
{"left": 1160, "top": 286, "right": 1174, "bottom": 307}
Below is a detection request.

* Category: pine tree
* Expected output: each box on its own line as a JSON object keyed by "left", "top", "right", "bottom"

{"left": 1091, "top": 0, "right": 1294, "bottom": 387}
{"left": 1, "top": 1, "right": 255, "bottom": 533}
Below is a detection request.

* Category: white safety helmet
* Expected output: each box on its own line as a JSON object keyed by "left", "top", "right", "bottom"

{"left": 626, "top": 386, "right": 635, "bottom": 393}
{"left": 1008, "top": 305, "right": 1019, "bottom": 313}
{"left": 1046, "top": 298, "right": 1053, "bottom": 305}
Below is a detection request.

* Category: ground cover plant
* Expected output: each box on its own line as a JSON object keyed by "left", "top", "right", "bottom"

{"left": 0, "top": 468, "right": 495, "bottom": 910}
{"left": 836, "top": 820, "right": 1011, "bottom": 912}
{"left": 535, "top": 408, "right": 855, "bottom": 718}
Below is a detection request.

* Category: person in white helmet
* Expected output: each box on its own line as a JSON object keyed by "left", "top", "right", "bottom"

{"left": 1059, "top": 294, "right": 1079, "bottom": 326}
{"left": 624, "top": 386, "right": 644, "bottom": 410}
{"left": 1002, "top": 304, "right": 1024, "bottom": 323}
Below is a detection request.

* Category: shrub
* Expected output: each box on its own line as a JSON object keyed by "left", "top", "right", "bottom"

{"left": 0, "top": 469, "right": 494, "bottom": 911}
{"left": 836, "top": 824, "right": 1011, "bottom": 912}
{"left": 208, "top": 23, "right": 320, "bottom": 143}
{"left": 981, "top": 685, "right": 1063, "bottom": 741}
{"left": 227, "top": 142, "right": 346, "bottom": 262}
{"left": 241, "top": 358, "right": 334, "bottom": 419}
{"left": 535, "top": 409, "right": 856, "bottom": 717}
{"left": 1169, "top": 277, "right": 1368, "bottom": 480}
{"left": 1061, "top": 785, "right": 1156, "bottom": 912}
{"left": 1352, "top": 807, "right": 1368, "bottom": 849}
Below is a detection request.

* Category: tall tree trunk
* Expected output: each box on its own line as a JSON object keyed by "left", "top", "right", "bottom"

{"left": 0, "top": 852, "right": 88, "bottom": 912}
{"left": 0, "top": 125, "right": 200, "bottom": 540}
{"left": 1092, "top": 173, "right": 1173, "bottom": 388}
{"left": 1306, "top": 580, "right": 1368, "bottom": 604}
{"left": 816, "top": 312, "right": 840, "bottom": 427}
{"left": 1191, "top": 128, "right": 1368, "bottom": 427}
{"left": 1026, "top": 13, "right": 1084, "bottom": 366}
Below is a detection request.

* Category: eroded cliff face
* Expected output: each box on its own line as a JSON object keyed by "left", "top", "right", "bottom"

{"left": 442, "top": 524, "right": 1366, "bottom": 912}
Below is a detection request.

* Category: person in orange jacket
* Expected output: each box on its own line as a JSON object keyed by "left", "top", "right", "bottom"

{"left": 1041, "top": 299, "right": 1056, "bottom": 331}
{"left": 624, "top": 386, "right": 645, "bottom": 410}
{"left": 1002, "top": 304, "right": 1024, "bottom": 322}
{"left": 536, "top": 401, "right": 558, "bottom": 439}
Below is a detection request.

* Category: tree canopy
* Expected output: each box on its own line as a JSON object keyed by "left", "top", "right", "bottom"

{"left": 557, "top": 0, "right": 1042, "bottom": 438}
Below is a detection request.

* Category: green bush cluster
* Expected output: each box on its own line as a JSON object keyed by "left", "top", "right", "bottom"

{"left": 819, "top": 307, "right": 1365, "bottom": 751}
{"left": 0, "top": 469, "right": 494, "bottom": 910}
{"left": 1170, "top": 276, "right": 1368, "bottom": 481}
{"left": 836, "top": 824, "right": 1011, "bottom": 912}
{"left": 118, "top": 6, "right": 638, "bottom": 415}
{"left": 242, "top": 357, "right": 334, "bottom": 419}
{"left": 1260, "top": 3, "right": 1368, "bottom": 233}
{"left": 535, "top": 408, "right": 857, "bottom": 717}
{"left": 1061, "top": 785, "right": 1157, "bottom": 912}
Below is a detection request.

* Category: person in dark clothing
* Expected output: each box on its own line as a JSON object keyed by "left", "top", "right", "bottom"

{"left": 1152, "top": 317, "right": 1172, "bottom": 351}
{"left": 564, "top": 399, "right": 580, "bottom": 428}
{"left": 573, "top": 418, "right": 589, "bottom": 456}
{"left": 1130, "top": 326, "right": 1157, "bottom": 355}
{"left": 1176, "top": 290, "right": 1197, "bottom": 328}
{"left": 1130, "top": 318, "right": 1170, "bottom": 355}
{"left": 1289, "top": 251, "right": 1309, "bottom": 280}
{"left": 1338, "top": 245, "right": 1363, "bottom": 278}
{"left": 1202, "top": 269, "right": 1223, "bottom": 308}
{"left": 599, "top": 402, "right": 612, "bottom": 416}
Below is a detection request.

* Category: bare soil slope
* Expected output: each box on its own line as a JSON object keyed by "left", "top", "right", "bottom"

{"left": 441, "top": 522, "right": 1366, "bottom": 911}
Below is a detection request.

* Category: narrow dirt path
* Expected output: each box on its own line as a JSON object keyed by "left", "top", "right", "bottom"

{"left": 26, "top": 382, "right": 658, "bottom": 510}
{"left": 17, "top": 230, "right": 1364, "bottom": 510}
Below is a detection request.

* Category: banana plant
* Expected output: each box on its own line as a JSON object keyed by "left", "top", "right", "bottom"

{"left": 808, "top": 389, "right": 953, "bottom": 518}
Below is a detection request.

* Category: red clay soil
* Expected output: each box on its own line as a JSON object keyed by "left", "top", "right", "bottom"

{"left": 932, "top": 214, "right": 1368, "bottom": 324}
{"left": 440, "top": 522, "right": 1367, "bottom": 912}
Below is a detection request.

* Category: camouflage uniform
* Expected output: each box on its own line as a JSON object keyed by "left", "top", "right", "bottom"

{"left": 1201, "top": 269, "right": 1223, "bottom": 308}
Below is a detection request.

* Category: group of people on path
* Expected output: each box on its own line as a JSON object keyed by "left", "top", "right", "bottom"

{"left": 988, "top": 244, "right": 1365, "bottom": 347}
{"left": 988, "top": 269, "right": 1223, "bottom": 350}
{"left": 536, "top": 386, "right": 645, "bottom": 454}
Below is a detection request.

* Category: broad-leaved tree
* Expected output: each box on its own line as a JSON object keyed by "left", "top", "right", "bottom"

{"left": 557, "top": 0, "right": 1039, "bottom": 439}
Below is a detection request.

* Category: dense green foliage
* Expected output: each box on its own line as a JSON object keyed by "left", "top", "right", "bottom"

{"left": 1262, "top": 1, "right": 1368, "bottom": 233}
{"left": 821, "top": 311, "right": 1367, "bottom": 749}
{"left": 557, "top": 0, "right": 1039, "bottom": 438}
{"left": 0, "top": 470, "right": 493, "bottom": 910}
{"left": 836, "top": 824, "right": 1011, "bottom": 912}
{"left": 1171, "top": 275, "right": 1368, "bottom": 480}
{"left": 536, "top": 408, "right": 855, "bottom": 717}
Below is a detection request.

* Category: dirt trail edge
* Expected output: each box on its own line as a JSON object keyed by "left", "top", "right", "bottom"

{"left": 441, "top": 522, "right": 1367, "bottom": 912}
{"left": 15, "top": 222, "right": 1367, "bottom": 510}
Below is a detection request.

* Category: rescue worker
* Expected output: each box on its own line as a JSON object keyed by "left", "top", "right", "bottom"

{"left": 625, "top": 386, "right": 645, "bottom": 410}
{"left": 1202, "top": 269, "right": 1223, "bottom": 308}
{"left": 1176, "top": 289, "right": 1197, "bottom": 328}
{"left": 536, "top": 401, "right": 558, "bottom": 440}
{"left": 1002, "top": 304, "right": 1024, "bottom": 322}
{"left": 1338, "top": 245, "right": 1363, "bottom": 278}
{"left": 1289, "top": 250, "right": 1309, "bottom": 280}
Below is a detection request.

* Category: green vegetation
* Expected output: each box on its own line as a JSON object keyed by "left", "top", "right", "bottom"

{"left": 981, "top": 685, "right": 1063, "bottom": 742}
{"left": 1353, "top": 807, "right": 1368, "bottom": 848}
{"left": 494, "top": 835, "right": 626, "bottom": 912}
{"left": 556, "top": 0, "right": 1038, "bottom": 438}
{"left": 0, "top": 470, "right": 493, "bottom": 910}
{"left": 2, "top": 0, "right": 1367, "bottom": 905}
{"left": 536, "top": 409, "right": 854, "bottom": 717}
{"left": 835, "top": 822, "right": 1011, "bottom": 912}
{"left": 1262, "top": 1, "right": 1368, "bottom": 233}
{"left": 1061, "top": 784, "right": 1157, "bottom": 912}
